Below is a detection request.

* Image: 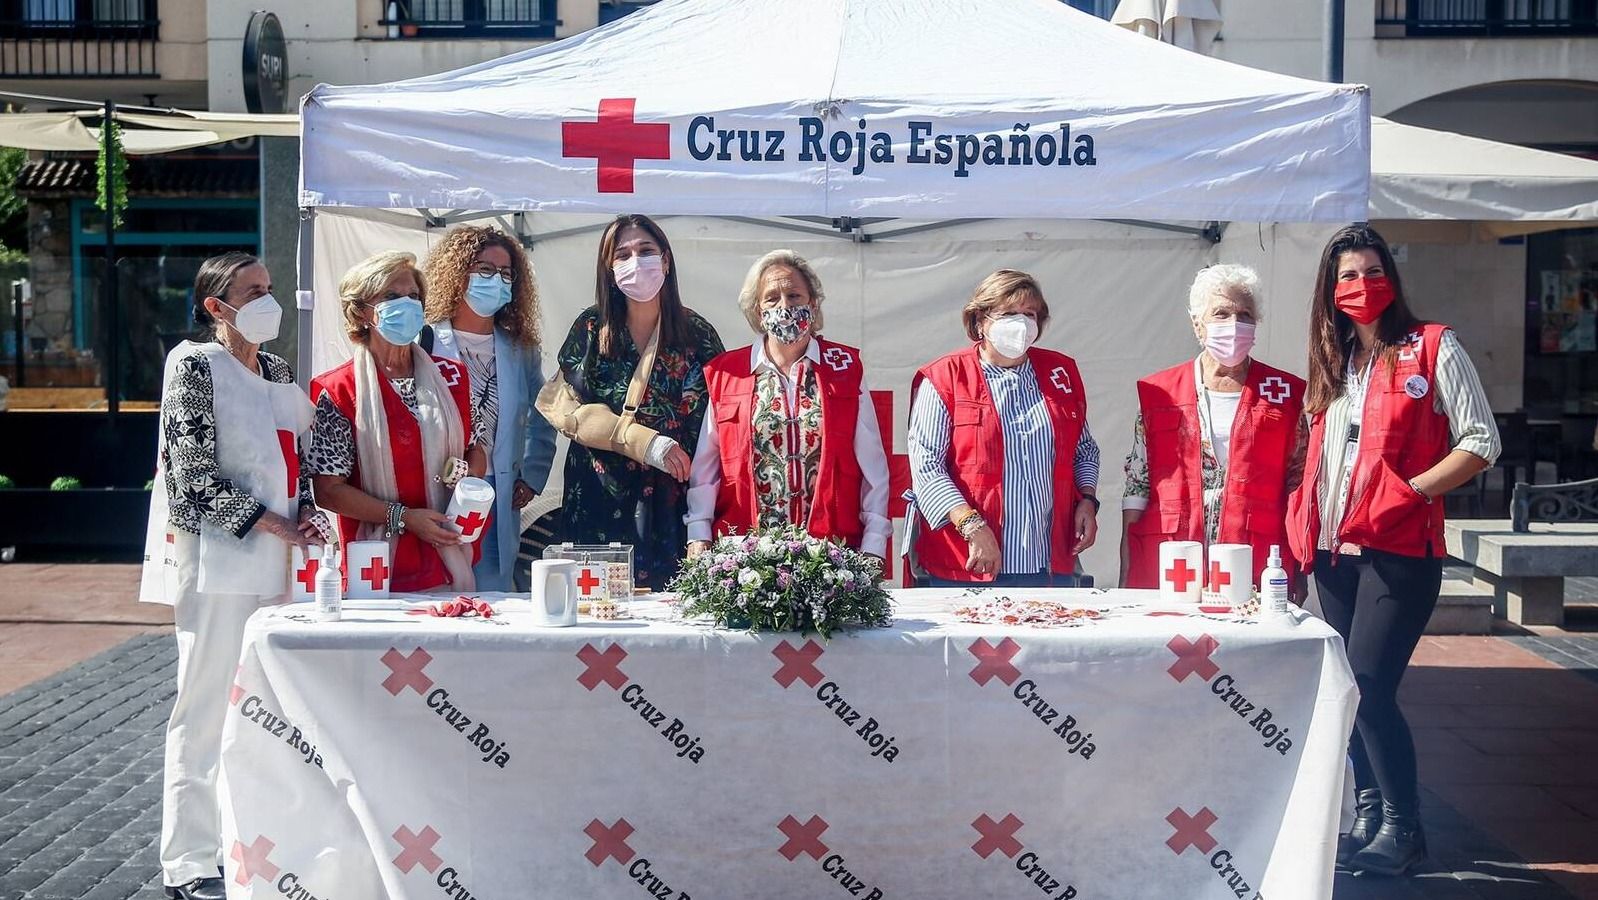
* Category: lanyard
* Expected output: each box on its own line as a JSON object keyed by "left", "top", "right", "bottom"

{"left": 1341, "top": 350, "right": 1376, "bottom": 470}
{"left": 1193, "top": 356, "right": 1246, "bottom": 467}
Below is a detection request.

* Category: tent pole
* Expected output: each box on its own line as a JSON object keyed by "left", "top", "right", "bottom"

{"left": 296, "top": 207, "right": 315, "bottom": 389}
{"left": 102, "top": 98, "right": 119, "bottom": 423}
{"left": 1323, "top": 0, "right": 1345, "bottom": 83}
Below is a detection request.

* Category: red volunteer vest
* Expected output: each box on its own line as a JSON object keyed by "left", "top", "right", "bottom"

{"left": 703, "top": 339, "right": 866, "bottom": 549}
{"left": 311, "top": 355, "right": 476, "bottom": 593}
{"left": 912, "top": 345, "right": 1086, "bottom": 582}
{"left": 1124, "top": 358, "right": 1305, "bottom": 590}
{"left": 1287, "top": 323, "right": 1453, "bottom": 568}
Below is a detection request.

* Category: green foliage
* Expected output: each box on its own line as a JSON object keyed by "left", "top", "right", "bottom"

{"left": 670, "top": 525, "right": 893, "bottom": 638}
{"left": 95, "top": 118, "right": 128, "bottom": 229}
{"left": 49, "top": 476, "right": 82, "bottom": 491}
{"left": 0, "top": 147, "right": 24, "bottom": 224}
{"left": 144, "top": 478, "right": 155, "bottom": 491}
{"left": 0, "top": 474, "right": 13, "bottom": 489}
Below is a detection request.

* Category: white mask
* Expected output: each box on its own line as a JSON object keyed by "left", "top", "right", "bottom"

{"left": 227, "top": 293, "right": 282, "bottom": 344}
{"left": 986, "top": 314, "right": 1038, "bottom": 360}
{"left": 612, "top": 254, "right": 666, "bottom": 303}
{"left": 1203, "top": 319, "right": 1256, "bottom": 367}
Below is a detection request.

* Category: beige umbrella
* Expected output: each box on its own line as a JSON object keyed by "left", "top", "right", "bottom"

{"left": 1111, "top": 0, "right": 1223, "bottom": 52}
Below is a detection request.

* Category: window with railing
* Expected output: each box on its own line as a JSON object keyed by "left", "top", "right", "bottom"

{"left": 381, "top": 0, "right": 559, "bottom": 38}
{"left": 1376, "top": 0, "right": 1598, "bottom": 35}
{"left": 0, "top": 0, "right": 157, "bottom": 77}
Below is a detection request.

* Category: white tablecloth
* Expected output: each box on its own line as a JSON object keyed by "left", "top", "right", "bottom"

{"left": 218, "top": 589, "right": 1356, "bottom": 900}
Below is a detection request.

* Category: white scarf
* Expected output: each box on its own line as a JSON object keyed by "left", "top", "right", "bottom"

{"left": 352, "top": 342, "right": 476, "bottom": 592}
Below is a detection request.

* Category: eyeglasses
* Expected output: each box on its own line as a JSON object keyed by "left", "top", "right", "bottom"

{"left": 471, "top": 262, "right": 515, "bottom": 285}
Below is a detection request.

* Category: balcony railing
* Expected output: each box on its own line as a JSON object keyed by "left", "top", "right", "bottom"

{"left": 379, "top": 0, "right": 558, "bottom": 38}
{"left": 0, "top": 0, "right": 158, "bottom": 78}
{"left": 1376, "top": 0, "right": 1598, "bottom": 36}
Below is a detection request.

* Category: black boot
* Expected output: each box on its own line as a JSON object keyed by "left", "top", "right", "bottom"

{"left": 1350, "top": 802, "right": 1427, "bottom": 876}
{"left": 164, "top": 877, "right": 226, "bottom": 900}
{"left": 1336, "top": 788, "right": 1383, "bottom": 865}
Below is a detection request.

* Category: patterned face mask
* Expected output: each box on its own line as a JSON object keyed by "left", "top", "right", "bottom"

{"left": 761, "top": 305, "right": 813, "bottom": 344}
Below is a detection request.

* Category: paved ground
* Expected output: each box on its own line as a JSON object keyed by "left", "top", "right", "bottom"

{"left": 0, "top": 564, "right": 1593, "bottom": 899}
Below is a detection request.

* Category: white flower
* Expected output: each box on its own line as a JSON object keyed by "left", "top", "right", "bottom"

{"left": 839, "top": 569, "right": 855, "bottom": 584}
{"left": 738, "top": 568, "right": 762, "bottom": 588}
{"left": 808, "top": 542, "right": 825, "bottom": 559}
{"left": 756, "top": 536, "right": 778, "bottom": 556}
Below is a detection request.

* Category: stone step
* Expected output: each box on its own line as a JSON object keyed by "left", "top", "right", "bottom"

{"left": 1426, "top": 580, "right": 1494, "bottom": 635}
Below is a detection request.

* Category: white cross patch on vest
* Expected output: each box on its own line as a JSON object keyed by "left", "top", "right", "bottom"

{"left": 1398, "top": 331, "right": 1424, "bottom": 362}
{"left": 435, "top": 358, "right": 462, "bottom": 387}
{"left": 822, "top": 346, "right": 854, "bottom": 372}
{"left": 1259, "top": 376, "right": 1292, "bottom": 405}
{"left": 1048, "top": 366, "right": 1073, "bottom": 394}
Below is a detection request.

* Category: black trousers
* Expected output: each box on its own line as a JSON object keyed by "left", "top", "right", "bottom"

{"left": 1313, "top": 549, "right": 1442, "bottom": 812}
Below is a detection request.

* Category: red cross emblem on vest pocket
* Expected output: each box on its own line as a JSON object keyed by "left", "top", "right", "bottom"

{"left": 1049, "top": 366, "right": 1073, "bottom": 394}
{"left": 822, "top": 346, "right": 854, "bottom": 372}
{"left": 1259, "top": 376, "right": 1291, "bottom": 405}
{"left": 1398, "top": 331, "right": 1423, "bottom": 361}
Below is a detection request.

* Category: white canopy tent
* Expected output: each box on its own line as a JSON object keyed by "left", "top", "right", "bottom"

{"left": 296, "top": 0, "right": 1380, "bottom": 585}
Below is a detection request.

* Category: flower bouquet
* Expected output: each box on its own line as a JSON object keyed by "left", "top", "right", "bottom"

{"left": 669, "top": 526, "right": 892, "bottom": 637}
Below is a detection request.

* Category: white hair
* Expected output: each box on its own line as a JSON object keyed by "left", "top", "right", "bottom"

{"left": 1187, "top": 264, "right": 1262, "bottom": 322}
{"left": 737, "top": 249, "right": 826, "bottom": 334}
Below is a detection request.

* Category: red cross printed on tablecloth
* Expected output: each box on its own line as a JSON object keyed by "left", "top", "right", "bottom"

{"left": 562, "top": 99, "right": 671, "bottom": 194}
{"left": 229, "top": 665, "right": 245, "bottom": 706}
{"left": 1259, "top": 375, "right": 1292, "bottom": 405}
{"left": 391, "top": 825, "right": 443, "bottom": 874}
{"left": 1164, "top": 558, "right": 1198, "bottom": 593}
{"left": 380, "top": 647, "right": 435, "bottom": 696}
{"left": 970, "top": 813, "right": 1024, "bottom": 859}
{"left": 777, "top": 815, "right": 830, "bottom": 861}
{"left": 577, "top": 642, "right": 628, "bottom": 691}
{"left": 1205, "top": 561, "right": 1231, "bottom": 594}
{"left": 1166, "top": 634, "right": 1220, "bottom": 683}
{"left": 583, "top": 817, "right": 636, "bottom": 867}
{"left": 577, "top": 567, "right": 602, "bottom": 596}
{"left": 771, "top": 639, "right": 825, "bottom": 689}
{"left": 296, "top": 555, "right": 320, "bottom": 593}
{"left": 967, "top": 637, "right": 1022, "bottom": 686}
{"left": 454, "top": 510, "right": 486, "bottom": 540}
{"left": 229, "top": 835, "right": 279, "bottom": 886}
{"left": 362, "top": 556, "right": 390, "bottom": 592}
{"left": 1166, "top": 806, "right": 1219, "bottom": 855}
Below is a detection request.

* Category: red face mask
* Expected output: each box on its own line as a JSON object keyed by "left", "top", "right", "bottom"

{"left": 1333, "top": 276, "right": 1395, "bottom": 325}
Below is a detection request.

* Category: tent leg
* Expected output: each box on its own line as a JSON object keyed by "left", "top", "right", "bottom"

{"left": 296, "top": 207, "right": 315, "bottom": 389}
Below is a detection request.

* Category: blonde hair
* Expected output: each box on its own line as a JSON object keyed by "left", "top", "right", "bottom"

{"left": 737, "top": 249, "right": 827, "bottom": 334}
{"left": 961, "top": 269, "right": 1050, "bottom": 341}
{"left": 339, "top": 250, "right": 426, "bottom": 343}
{"left": 1188, "top": 264, "right": 1262, "bottom": 322}
{"left": 422, "top": 225, "right": 543, "bottom": 349}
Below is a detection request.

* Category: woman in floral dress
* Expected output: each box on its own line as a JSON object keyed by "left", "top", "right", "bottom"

{"left": 555, "top": 215, "right": 724, "bottom": 589}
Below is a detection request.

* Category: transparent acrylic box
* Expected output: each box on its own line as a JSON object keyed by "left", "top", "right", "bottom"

{"left": 541, "top": 542, "right": 634, "bottom": 608}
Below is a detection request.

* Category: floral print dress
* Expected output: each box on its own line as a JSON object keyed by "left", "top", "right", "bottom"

{"left": 750, "top": 360, "right": 824, "bottom": 531}
{"left": 555, "top": 307, "right": 724, "bottom": 589}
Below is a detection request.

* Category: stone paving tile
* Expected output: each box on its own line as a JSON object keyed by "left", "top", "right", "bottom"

{"left": 0, "top": 624, "right": 1586, "bottom": 899}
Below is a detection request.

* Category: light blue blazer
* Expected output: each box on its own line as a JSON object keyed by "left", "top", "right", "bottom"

{"left": 431, "top": 322, "right": 557, "bottom": 589}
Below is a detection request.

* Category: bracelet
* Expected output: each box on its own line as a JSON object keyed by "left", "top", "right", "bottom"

{"left": 1080, "top": 493, "right": 1101, "bottom": 513}
{"left": 1408, "top": 480, "right": 1433, "bottom": 504}
{"left": 956, "top": 512, "right": 988, "bottom": 541}
{"left": 385, "top": 502, "right": 406, "bottom": 538}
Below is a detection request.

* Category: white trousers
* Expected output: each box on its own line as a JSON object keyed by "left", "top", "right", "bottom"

{"left": 160, "top": 531, "right": 280, "bottom": 886}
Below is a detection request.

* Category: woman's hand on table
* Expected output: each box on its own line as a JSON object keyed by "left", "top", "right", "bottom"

{"left": 964, "top": 525, "right": 1001, "bottom": 576}
{"left": 403, "top": 508, "right": 460, "bottom": 547}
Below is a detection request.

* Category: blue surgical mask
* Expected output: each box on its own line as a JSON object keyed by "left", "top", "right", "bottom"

{"left": 372, "top": 296, "right": 426, "bottom": 346}
{"left": 463, "top": 273, "right": 512, "bottom": 317}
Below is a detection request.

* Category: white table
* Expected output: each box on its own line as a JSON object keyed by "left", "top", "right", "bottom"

{"left": 218, "top": 589, "right": 1355, "bottom": 899}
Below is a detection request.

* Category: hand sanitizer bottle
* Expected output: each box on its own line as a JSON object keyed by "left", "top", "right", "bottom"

{"left": 1261, "top": 544, "right": 1291, "bottom": 618}
{"left": 315, "top": 544, "right": 343, "bottom": 622}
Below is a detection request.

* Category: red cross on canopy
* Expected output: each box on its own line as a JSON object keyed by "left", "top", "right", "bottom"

{"left": 562, "top": 99, "right": 670, "bottom": 194}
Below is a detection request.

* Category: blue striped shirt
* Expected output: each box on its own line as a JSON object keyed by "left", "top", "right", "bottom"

{"left": 908, "top": 360, "right": 1099, "bottom": 574}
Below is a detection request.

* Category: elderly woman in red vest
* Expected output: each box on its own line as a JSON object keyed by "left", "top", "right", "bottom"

{"left": 306, "top": 251, "right": 485, "bottom": 593}
{"left": 687, "top": 250, "right": 891, "bottom": 557}
{"left": 1288, "top": 225, "right": 1499, "bottom": 876}
{"left": 1120, "top": 264, "right": 1307, "bottom": 590}
{"left": 907, "top": 269, "right": 1100, "bottom": 587}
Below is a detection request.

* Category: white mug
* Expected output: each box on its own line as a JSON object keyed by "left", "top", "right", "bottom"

{"left": 529, "top": 559, "right": 578, "bottom": 627}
